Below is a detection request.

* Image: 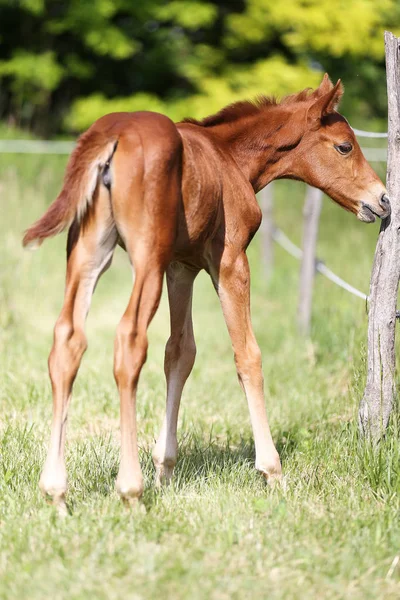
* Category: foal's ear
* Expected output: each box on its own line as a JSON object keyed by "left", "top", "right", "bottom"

{"left": 307, "top": 79, "right": 344, "bottom": 128}
{"left": 317, "top": 73, "right": 334, "bottom": 95}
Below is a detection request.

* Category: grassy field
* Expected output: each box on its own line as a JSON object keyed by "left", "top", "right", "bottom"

{"left": 0, "top": 153, "right": 399, "bottom": 600}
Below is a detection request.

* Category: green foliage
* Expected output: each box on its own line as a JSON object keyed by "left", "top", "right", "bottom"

{"left": 0, "top": 50, "right": 64, "bottom": 92}
{"left": 0, "top": 0, "right": 399, "bottom": 134}
{"left": 226, "top": 0, "right": 400, "bottom": 59}
{"left": 65, "top": 92, "right": 167, "bottom": 131}
{"left": 45, "top": 1, "right": 139, "bottom": 59}
{"left": 66, "top": 57, "right": 323, "bottom": 131}
{"left": 19, "top": 0, "right": 44, "bottom": 14}
{"left": 156, "top": 1, "right": 218, "bottom": 30}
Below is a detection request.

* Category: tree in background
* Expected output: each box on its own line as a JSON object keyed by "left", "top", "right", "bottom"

{"left": 0, "top": 0, "right": 399, "bottom": 135}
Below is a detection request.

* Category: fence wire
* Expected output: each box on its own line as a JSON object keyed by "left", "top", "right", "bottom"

{"left": 352, "top": 128, "right": 388, "bottom": 138}
{"left": 0, "top": 140, "right": 74, "bottom": 154}
{"left": 272, "top": 228, "right": 368, "bottom": 301}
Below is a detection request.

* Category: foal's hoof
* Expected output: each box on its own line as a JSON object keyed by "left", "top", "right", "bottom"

{"left": 256, "top": 458, "right": 283, "bottom": 488}
{"left": 119, "top": 495, "right": 147, "bottom": 515}
{"left": 40, "top": 489, "right": 69, "bottom": 517}
{"left": 115, "top": 477, "right": 144, "bottom": 512}
{"left": 263, "top": 471, "right": 285, "bottom": 490}
{"left": 120, "top": 496, "right": 146, "bottom": 513}
{"left": 154, "top": 465, "right": 174, "bottom": 489}
{"left": 39, "top": 474, "right": 69, "bottom": 515}
{"left": 54, "top": 496, "right": 69, "bottom": 517}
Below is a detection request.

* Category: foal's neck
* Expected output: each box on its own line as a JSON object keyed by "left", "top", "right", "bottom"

{"left": 213, "top": 105, "right": 302, "bottom": 193}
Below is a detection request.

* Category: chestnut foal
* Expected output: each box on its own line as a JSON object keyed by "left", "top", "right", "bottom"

{"left": 24, "top": 74, "right": 390, "bottom": 511}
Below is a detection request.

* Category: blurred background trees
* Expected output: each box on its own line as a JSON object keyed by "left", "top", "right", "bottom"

{"left": 0, "top": 0, "right": 399, "bottom": 136}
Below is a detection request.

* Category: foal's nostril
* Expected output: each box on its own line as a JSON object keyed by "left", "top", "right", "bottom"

{"left": 379, "top": 193, "right": 391, "bottom": 214}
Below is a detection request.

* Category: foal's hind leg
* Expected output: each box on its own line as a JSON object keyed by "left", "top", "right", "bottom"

{"left": 40, "top": 189, "right": 117, "bottom": 511}
{"left": 152, "top": 262, "right": 198, "bottom": 486}
{"left": 113, "top": 257, "right": 165, "bottom": 504}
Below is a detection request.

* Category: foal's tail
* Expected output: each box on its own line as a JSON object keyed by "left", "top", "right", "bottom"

{"left": 22, "top": 130, "right": 117, "bottom": 248}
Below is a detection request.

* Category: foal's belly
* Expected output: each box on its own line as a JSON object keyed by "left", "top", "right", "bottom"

{"left": 171, "top": 145, "right": 223, "bottom": 267}
{"left": 172, "top": 188, "right": 222, "bottom": 268}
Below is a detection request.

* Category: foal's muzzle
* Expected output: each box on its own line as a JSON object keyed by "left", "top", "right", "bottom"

{"left": 359, "top": 193, "right": 391, "bottom": 223}
{"left": 379, "top": 193, "right": 391, "bottom": 216}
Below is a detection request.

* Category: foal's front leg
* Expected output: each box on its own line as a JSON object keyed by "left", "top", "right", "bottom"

{"left": 211, "top": 250, "right": 281, "bottom": 483}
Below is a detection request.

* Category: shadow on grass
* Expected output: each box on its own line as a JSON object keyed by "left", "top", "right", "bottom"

{"left": 3, "top": 418, "right": 399, "bottom": 514}
{"left": 0, "top": 423, "right": 304, "bottom": 511}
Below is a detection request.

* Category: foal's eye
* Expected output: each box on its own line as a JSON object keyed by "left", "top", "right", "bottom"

{"left": 334, "top": 142, "right": 353, "bottom": 155}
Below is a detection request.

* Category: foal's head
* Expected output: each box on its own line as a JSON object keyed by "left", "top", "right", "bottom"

{"left": 284, "top": 74, "right": 390, "bottom": 222}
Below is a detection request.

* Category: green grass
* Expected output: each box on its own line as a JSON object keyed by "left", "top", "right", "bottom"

{"left": 0, "top": 155, "right": 399, "bottom": 599}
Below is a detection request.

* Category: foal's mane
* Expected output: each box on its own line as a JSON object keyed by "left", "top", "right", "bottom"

{"left": 182, "top": 87, "right": 316, "bottom": 128}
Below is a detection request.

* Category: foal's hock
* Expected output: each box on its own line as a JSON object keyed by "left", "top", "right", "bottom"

{"left": 24, "top": 74, "right": 389, "bottom": 512}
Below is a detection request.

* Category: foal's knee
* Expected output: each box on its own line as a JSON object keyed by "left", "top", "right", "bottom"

{"left": 113, "top": 318, "right": 148, "bottom": 389}
{"left": 234, "top": 343, "right": 262, "bottom": 384}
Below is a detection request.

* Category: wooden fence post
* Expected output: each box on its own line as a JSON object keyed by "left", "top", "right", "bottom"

{"left": 260, "top": 183, "right": 274, "bottom": 280}
{"left": 359, "top": 31, "right": 400, "bottom": 439}
{"left": 298, "top": 185, "right": 323, "bottom": 335}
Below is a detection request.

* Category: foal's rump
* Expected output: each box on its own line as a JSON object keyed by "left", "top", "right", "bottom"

{"left": 22, "top": 111, "right": 183, "bottom": 252}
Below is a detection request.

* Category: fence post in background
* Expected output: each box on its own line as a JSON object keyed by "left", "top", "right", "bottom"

{"left": 259, "top": 183, "right": 274, "bottom": 280}
{"left": 298, "top": 185, "right": 323, "bottom": 336}
{"left": 359, "top": 31, "right": 400, "bottom": 440}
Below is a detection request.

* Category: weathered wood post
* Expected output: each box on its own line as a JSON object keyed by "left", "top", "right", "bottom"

{"left": 298, "top": 185, "right": 323, "bottom": 335}
{"left": 260, "top": 183, "right": 274, "bottom": 280}
{"left": 359, "top": 31, "right": 400, "bottom": 439}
